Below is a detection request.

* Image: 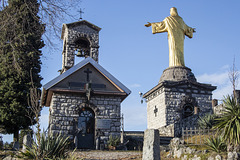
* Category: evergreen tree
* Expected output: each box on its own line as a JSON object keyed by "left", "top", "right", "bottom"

{"left": 0, "top": 0, "right": 44, "bottom": 141}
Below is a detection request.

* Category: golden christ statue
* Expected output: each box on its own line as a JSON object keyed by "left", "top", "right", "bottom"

{"left": 145, "top": 7, "right": 195, "bottom": 67}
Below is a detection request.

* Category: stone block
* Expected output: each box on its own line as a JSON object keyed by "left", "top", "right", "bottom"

{"left": 114, "top": 122, "right": 121, "bottom": 127}
{"left": 98, "top": 101, "right": 103, "bottom": 105}
{"left": 22, "top": 134, "right": 32, "bottom": 152}
{"left": 142, "top": 129, "right": 160, "bottom": 160}
{"left": 215, "top": 155, "right": 221, "bottom": 160}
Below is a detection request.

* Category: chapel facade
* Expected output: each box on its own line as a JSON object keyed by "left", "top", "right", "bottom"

{"left": 41, "top": 20, "right": 131, "bottom": 149}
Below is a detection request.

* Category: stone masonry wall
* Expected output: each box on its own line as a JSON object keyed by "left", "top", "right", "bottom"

{"left": 48, "top": 92, "right": 121, "bottom": 146}
{"left": 165, "top": 87, "right": 213, "bottom": 126}
{"left": 146, "top": 84, "right": 213, "bottom": 133}
{"left": 147, "top": 87, "right": 166, "bottom": 129}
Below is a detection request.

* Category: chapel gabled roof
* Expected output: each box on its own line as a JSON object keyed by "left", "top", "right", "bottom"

{"left": 41, "top": 57, "right": 131, "bottom": 106}
{"left": 61, "top": 20, "right": 101, "bottom": 39}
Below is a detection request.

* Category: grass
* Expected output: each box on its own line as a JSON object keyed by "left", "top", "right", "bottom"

{"left": 0, "top": 150, "right": 16, "bottom": 160}
{"left": 183, "top": 134, "right": 216, "bottom": 145}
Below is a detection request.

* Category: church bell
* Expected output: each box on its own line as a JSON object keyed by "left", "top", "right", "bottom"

{"left": 76, "top": 49, "right": 84, "bottom": 57}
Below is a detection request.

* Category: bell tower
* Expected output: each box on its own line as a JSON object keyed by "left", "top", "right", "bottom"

{"left": 61, "top": 20, "right": 101, "bottom": 73}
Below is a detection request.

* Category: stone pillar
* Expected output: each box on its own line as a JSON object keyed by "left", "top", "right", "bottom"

{"left": 22, "top": 134, "right": 32, "bottom": 152}
{"left": 142, "top": 129, "right": 160, "bottom": 160}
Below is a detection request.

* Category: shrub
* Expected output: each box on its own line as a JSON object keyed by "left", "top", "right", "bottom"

{"left": 197, "top": 113, "right": 218, "bottom": 129}
{"left": 205, "top": 136, "right": 227, "bottom": 153}
{"left": 214, "top": 95, "right": 240, "bottom": 145}
{"left": 107, "top": 135, "right": 120, "bottom": 147}
{"left": 18, "top": 132, "right": 70, "bottom": 159}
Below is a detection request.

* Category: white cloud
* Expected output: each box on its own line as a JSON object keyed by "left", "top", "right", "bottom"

{"left": 196, "top": 67, "right": 233, "bottom": 100}
{"left": 197, "top": 72, "right": 229, "bottom": 86}
{"left": 129, "top": 83, "right": 141, "bottom": 88}
{"left": 220, "top": 65, "right": 230, "bottom": 70}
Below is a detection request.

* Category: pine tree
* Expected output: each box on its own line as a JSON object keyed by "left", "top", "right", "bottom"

{"left": 0, "top": 0, "right": 44, "bottom": 142}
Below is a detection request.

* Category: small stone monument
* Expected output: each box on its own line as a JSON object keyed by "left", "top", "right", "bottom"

{"left": 142, "top": 129, "right": 160, "bottom": 160}
{"left": 22, "top": 134, "right": 32, "bottom": 152}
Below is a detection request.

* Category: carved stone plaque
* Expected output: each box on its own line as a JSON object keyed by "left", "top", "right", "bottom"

{"left": 96, "top": 119, "right": 111, "bottom": 129}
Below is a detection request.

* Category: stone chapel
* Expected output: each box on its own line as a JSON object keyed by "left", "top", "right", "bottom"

{"left": 40, "top": 20, "right": 131, "bottom": 149}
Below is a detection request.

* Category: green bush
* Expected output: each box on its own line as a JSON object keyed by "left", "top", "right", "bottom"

{"left": 205, "top": 136, "right": 227, "bottom": 153}
{"left": 197, "top": 113, "right": 218, "bottom": 129}
{"left": 18, "top": 132, "right": 70, "bottom": 159}
{"left": 3, "top": 142, "right": 13, "bottom": 150}
{"left": 107, "top": 135, "right": 120, "bottom": 147}
{"left": 214, "top": 95, "right": 240, "bottom": 145}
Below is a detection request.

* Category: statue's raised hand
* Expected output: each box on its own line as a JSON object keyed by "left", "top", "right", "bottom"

{"left": 145, "top": 22, "right": 151, "bottom": 27}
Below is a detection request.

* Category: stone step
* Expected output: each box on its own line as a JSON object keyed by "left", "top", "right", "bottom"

{"left": 160, "top": 136, "right": 173, "bottom": 145}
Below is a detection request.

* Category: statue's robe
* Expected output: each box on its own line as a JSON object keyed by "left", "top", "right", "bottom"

{"left": 151, "top": 16, "right": 194, "bottom": 67}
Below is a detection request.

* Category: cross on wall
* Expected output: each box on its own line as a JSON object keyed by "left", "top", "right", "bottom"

{"left": 154, "top": 106, "right": 158, "bottom": 117}
{"left": 84, "top": 68, "right": 92, "bottom": 82}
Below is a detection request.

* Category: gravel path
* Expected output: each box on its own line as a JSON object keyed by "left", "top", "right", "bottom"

{"left": 73, "top": 150, "right": 142, "bottom": 160}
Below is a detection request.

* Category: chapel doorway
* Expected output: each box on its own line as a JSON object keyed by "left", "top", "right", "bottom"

{"left": 77, "top": 107, "right": 95, "bottom": 149}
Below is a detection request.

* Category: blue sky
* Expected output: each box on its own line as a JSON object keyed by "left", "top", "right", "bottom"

{"left": 2, "top": 0, "right": 240, "bottom": 142}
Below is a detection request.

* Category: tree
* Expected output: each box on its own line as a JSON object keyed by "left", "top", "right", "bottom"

{"left": 0, "top": 0, "right": 45, "bottom": 142}
{"left": 229, "top": 56, "right": 239, "bottom": 99}
{"left": 0, "top": 0, "right": 79, "bottom": 47}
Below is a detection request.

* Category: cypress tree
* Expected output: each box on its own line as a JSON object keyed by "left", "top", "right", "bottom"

{"left": 0, "top": 0, "right": 44, "bottom": 141}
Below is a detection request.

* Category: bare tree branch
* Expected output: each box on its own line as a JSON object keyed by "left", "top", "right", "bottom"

{"left": 229, "top": 56, "right": 239, "bottom": 99}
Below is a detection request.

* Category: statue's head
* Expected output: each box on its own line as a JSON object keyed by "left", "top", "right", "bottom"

{"left": 170, "top": 7, "right": 178, "bottom": 16}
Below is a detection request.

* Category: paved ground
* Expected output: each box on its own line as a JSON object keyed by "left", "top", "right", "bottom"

{"left": 73, "top": 150, "right": 142, "bottom": 160}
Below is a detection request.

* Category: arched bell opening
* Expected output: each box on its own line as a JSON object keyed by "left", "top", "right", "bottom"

{"left": 74, "top": 38, "right": 90, "bottom": 65}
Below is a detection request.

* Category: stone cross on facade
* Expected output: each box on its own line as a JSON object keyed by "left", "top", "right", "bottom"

{"left": 154, "top": 106, "right": 158, "bottom": 117}
{"left": 84, "top": 68, "right": 92, "bottom": 82}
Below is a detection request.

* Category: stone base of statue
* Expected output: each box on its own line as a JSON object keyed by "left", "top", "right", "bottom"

{"left": 143, "top": 66, "right": 216, "bottom": 137}
{"left": 142, "top": 129, "right": 161, "bottom": 160}
{"left": 159, "top": 66, "right": 196, "bottom": 83}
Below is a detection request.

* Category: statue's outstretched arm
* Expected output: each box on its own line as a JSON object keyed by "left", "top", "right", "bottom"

{"left": 145, "top": 22, "right": 151, "bottom": 27}
{"left": 184, "top": 24, "right": 196, "bottom": 38}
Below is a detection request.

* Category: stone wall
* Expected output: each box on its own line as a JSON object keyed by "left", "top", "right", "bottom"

{"left": 146, "top": 83, "right": 213, "bottom": 130}
{"left": 147, "top": 87, "right": 166, "bottom": 129}
{"left": 165, "top": 87, "right": 213, "bottom": 126}
{"left": 48, "top": 92, "right": 122, "bottom": 146}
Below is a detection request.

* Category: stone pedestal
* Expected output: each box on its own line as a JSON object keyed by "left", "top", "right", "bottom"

{"left": 143, "top": 66, "right": 216, "bottom": 136}
{"left": 142, "top": 129, "right": 160, "bottom": 160}
{"left": 159, "top": 66, "right": 196, "bottom": 83}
